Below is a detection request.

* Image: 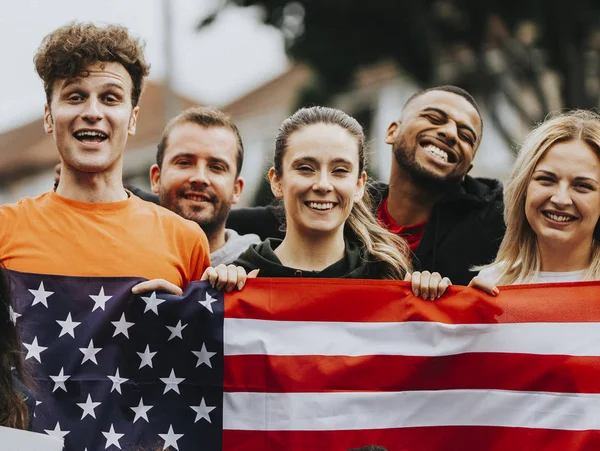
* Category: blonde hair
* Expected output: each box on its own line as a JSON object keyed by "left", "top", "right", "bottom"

{"left": 487, "top": 110, "right": 600, "bottom": 284}
{"left": 274, "top": 106, "right": 412, "bottom": 280}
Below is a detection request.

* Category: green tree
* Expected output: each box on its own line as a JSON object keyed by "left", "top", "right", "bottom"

{"left": 200, "top": 0, "right": 600, "bottom": 152}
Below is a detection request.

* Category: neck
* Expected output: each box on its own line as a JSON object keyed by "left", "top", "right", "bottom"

{"left": 56, "top": 164, "right": 128, "bottom": 203}
{"left": 386, "top": 163, "right": 441, "bottom": 226}
{"left": 206, "top": 227, "right": 227, "bottom": 253}
{"left": 275, "top": 225, "right": 345, "bottom": 271}
{"left": 538, "top": 238, "right": 593, "bottom": 272}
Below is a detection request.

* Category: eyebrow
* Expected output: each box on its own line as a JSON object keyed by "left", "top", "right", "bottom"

{"left": 534, "top": 169, "right": 600, "bottom": 185}
{"left": 61, "top": 79, "right": 126, "bottom": 92}
{"left": 293, "top": 156, "right": 354, "bottom": 165}
{"left": 422, "top": 107, "right": 478, "bottom": 142}
{"left": 168, "top": 152, "right": 231, "bottom": 169}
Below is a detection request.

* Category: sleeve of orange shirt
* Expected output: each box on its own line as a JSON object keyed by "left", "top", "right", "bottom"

{"left": 189, "top": 230, "right": 211, "bottom": 283}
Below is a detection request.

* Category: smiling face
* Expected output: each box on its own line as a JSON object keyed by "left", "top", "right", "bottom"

{"left": 150, "top": 122, "right": 242, "bottom": 237}
{"left": 270, "top": 123, "right": 366, "bottom": 238}
{"left": 386, "top": 90, "right": 482, "bottom": 189}
{"left": 43, "top": 62, "right": 139, "bottom": 176}
{"left": 525, "top": 139, "right": 600, "bottom": 252}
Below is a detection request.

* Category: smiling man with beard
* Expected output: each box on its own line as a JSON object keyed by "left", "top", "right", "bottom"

{"left": 227, "top": 86, "right": 505, "bottom": 284}
{"left": 150, "top": 107, "right": 260, "bottom": 266}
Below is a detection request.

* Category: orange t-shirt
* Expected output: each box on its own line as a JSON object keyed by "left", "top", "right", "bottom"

{"left": 0, "top": 191, "right": 210, "bottom": 288}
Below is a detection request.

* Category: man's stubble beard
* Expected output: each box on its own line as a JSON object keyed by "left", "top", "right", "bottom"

{"left": 393, "top": 137, "right": 463, "bottom": 193}
{"left": 158, "top": 188, "right": 232, "bottom": 242}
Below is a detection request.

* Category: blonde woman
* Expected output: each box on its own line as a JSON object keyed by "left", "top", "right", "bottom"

{"left": 471, "top": 110, "right": 600, "bottom": 294}
{"left": 203, "top": 106, "right": 452, "bottom": 300}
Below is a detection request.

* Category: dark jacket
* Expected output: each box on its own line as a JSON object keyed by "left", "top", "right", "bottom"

{"left": 234, "top": 237, "right": 386, "bottom": 279}
{"left": 227, "top": 176, "right": 505, "bottom": 285}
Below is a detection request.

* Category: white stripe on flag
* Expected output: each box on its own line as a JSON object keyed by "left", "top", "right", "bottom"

{"left": 223, "top": 389, "right": 600, "bottom": 431}
{"left": 224, "top": 318, "right": 600, "bottom": 356}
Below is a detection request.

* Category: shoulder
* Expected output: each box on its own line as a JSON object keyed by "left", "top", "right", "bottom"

{"left": 130, "top": 196, "right": 207, "bottom": 239}
{"left": 476, "top": 263, "right": 504, "bottom": 284}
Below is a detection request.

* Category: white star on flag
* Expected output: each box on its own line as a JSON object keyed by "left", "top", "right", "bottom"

{"left": 160, "top": 369, "right": 185, "bottom": 394}
{"left": 199, "top": 292, "right": 218, "bottom": 313}
{"left": 79, "top": 339, "right": 102, "bottom": 365}
{"left": 190, "top": 397, "right": 216, "bottom": 423}
{"left": 166, "top": 320, "right": 187, "bottom": 341}
{"left": 90, "top": 286, "right": 112, "bottom": 312}
{"left": 192, "top": 343, "right": 216, "bottom": 368}
{"left": 29, "top": 281, "right": 53, "bottom": 308}
{"left": 130, "top": 397, "right": 153, "bottom": 423}
{"left": 102, "top": 424, "right": 124, "bottom": 449}
{"left": 50, "top": 368, "right": 71, "bottom": 393}
{"left": 23, "top": 336, "right": 47, "bottom": 363}
{"left": 56, "top": 312, "right": 81, "bottom": 338}
{"left": 111, "top": 312, "right": 134, "bottom": 338}
{"left": 137, "top": 345, "right": 157, "bottom": 369}
{"left": 9, "top": 306, "right": 21, "bottom": 324}
{"left": 158, "top": 425, "right": 184, "bottom": 451}
{"left": 107, "top": 368, "right": 128, "bottom": 394}
{"left": 44, "top": 421, "right": 69, "bottom": 439}
{"left": 77, "top": 393, "right": 101, "bottom": 420}
{"left": 141, "top": 291, "right": 166, "bottom": 315}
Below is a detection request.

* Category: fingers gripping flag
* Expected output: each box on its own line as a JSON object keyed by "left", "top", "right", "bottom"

{"left": 9, "top": 271, "right": 600, "bottom": 450}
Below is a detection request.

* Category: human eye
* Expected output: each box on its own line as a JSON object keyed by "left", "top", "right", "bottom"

{"left": 534, "top": 175, "right": 554, "bottom": 185}
{"left": 333, "top": 166, "right": 351, "bottom": 175}
{"left": 65, "top": 92, "right": 84, "bottom": 102}
{"left": 210, "top": 163, "right": 227, "bottom": 173}
{"left": 296, "top": 165, "right": 314, "bottom": 173}
{"left": 459, "top": 131, "right": 475, "bottom": 146}
{"left": 424, "top": 113, "right": 444, "bottom": 124}
{"left": 574, "top": 182, "right": 595, "bottom": 191}
{"left": 175, "top": 159, "right": 192, "bottom": 167}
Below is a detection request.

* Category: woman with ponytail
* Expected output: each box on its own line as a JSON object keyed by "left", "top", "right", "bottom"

{"left": 202, "top": 106, "right": 451, "bottom": 300}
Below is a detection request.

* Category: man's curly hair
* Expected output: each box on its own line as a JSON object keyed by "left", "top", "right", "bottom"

{"left": 34, "top": 22, "right": 150, "bottom": 107}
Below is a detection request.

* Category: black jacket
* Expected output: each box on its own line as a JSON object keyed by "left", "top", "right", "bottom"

{"left": 227, "top": 176, "right": 505, "bottom": 285}
{"left": 234, "top": 237, "right": 386, "bottom": 279}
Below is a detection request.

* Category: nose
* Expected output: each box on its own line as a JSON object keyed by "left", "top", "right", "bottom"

{"left": 81, "top": 97, "right": 103, "bottom": 122}
{"left": 189, "top": 164, "right": 210, "bottom": 185}
{"left": 550, "top": 183, "right": 573, "bottom": 207}
{"left": 436, "top": 121, "right": 458, "bottom": 147}
{"left": 312, "top": 171, "right": 333, "bottom": 193}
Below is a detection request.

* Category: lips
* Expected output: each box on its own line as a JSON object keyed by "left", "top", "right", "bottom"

{"left": 542, "top": 210, "right": 578, "bottom": 223}
{"left": 73, "top": 129, "right": 108, "bottom": 143}
{"left": 305, "top": 201, "right": 337, "bottom": 211}
{"left": 419, "top": 137, "right": 457, "bottom": 163}
{"left": 182, "top": 191, "right": 213, "bottom": 203}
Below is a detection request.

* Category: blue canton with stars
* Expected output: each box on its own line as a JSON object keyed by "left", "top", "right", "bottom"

{"left": 9, "top": 270, "right": 224, "bottom": 451}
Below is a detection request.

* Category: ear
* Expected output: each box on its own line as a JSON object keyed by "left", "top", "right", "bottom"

{"left": 231, "top": 176, "right": 244, "bottom": 205}
{"left": 150, "top": 164, "right": 161, "bottom": 194}
{"left": 355, "top": 171, "right": 367, "bottom": 201}
{"left": 128, "top": 106, "right": 140, "bottom": 136}
{"left": 268, "top": 167, "right": 283, "bottom": 199}
{"left": 44, "top": 105, "right": 53, "bottom": 134}
{"left": 384, "top": 121, "right": 401, "bottom": 145}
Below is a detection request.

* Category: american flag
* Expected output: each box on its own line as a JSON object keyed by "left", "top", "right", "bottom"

{"left": 10, "top": 271, "right": 600, "bottom": 450}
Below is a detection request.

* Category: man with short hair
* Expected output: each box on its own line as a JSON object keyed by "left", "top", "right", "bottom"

{"left": 227, "top": 86, "right": 505, "bottom": 285}
{"left": 148, "top": 106, "right": 260, "bottom": 266}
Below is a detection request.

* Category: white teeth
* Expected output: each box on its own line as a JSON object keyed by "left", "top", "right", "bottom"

{"left": 547, "top": 213, "right": 573, "bottom": 222}
{"left": 307, "top": 202, "right": 334, "bottom": 210}
{"left": 75, "top": 131, "right": 107, "bottom": 139}
{"left": 423, "top": 145, "right": 448, "bottom": 162}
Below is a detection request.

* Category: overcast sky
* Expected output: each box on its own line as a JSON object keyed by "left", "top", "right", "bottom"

{"left": 0, "top": 0, "right": 288, "bottom": 132}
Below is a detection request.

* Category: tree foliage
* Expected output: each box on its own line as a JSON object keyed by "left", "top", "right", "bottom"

{"left": 200, "top": 0, "right": 600, "bottom": 150}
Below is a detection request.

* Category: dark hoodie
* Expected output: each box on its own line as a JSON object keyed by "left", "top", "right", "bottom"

{"left": 234, "top": 237, "right": 387, "bottom": 279}
{"left": 227, "top": 175, "right": 505, "bottom": 285}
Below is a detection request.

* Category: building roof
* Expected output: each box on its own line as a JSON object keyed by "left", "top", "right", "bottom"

{"left": 0, "top": 82, "right": 200, "bottom": 183}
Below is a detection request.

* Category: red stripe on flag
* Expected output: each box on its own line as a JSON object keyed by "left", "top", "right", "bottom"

{"left": 224, "top": 353, "right": 600, "bottom": 394}
{"left": 223, "top": 426, "right": 600, "bottom": 451}
{"left": 225, "top": 279, "right": 600, "bottom": 324}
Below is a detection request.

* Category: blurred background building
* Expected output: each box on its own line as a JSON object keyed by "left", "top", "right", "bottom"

{"left": 1, "top": 0, "right": 599, "bottom": 206}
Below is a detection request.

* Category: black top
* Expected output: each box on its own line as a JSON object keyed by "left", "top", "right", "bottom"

{"left": 234, "top": 237, "right": 388, "bottom": 279}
